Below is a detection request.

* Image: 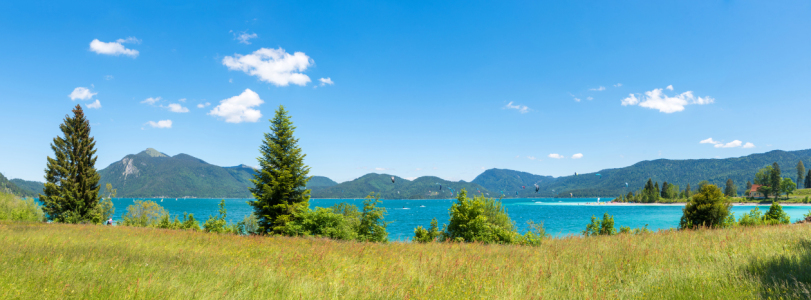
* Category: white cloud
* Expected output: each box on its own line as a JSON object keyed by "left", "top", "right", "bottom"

{"left": 105, "top": 75, "right": 114, "bottom": 80}
{"left": 141, "top": 97, "right": 161, "bottom": 105}
{"left": 234, "top": 31, "right": 258, "bottom": 44}
{"left": 197, "top": 102, "right": 211, "bottom": 108}
{"left": 527, "top": 156, "right": 536, "bottom": 160}
{"left": 621, "top": 87, "right": 714, "bottom": 113}
{"left": 666, "top": 85, "right": 674, "bottom": 91}
{"left": 700, "top": 138, "right": 720, "bottom": 145}
{"left": 548, "top": 153, "right": 563, "bottom": 159}
{"left": 587, "top": 96, "right": 593, "bottom": 101}
{"left": 504, "top": 101, "right": 530, "bottom": 113}
{"left": 319, "top": 77, "right": 334, "bottom": 86}
{"left": 165, "top": 103, "right": 189, "bottom": 113}
{"left": 573, "top": 97, "right": 581, "bottom": 102}
{"left": 743, "top": 142, "right": 755, "bottom": 148}
{"left": 69, "top": 87, "right": 97, "bottom": 100}
{"left": 589, "top": 86, "right": 606, "bottom": 91}
{"left": 89, "top": 37, "right": 140, "bottom": 58}
{"left": 571, "top": 153, "right": 584, "bottom": 159}
{"left": 85, "top": 99, "right": 101, "bottom": 109}
{"left": 715, "top": 140, "right": 743, "bottom": 148}
{"left": 614, "top": 83, "right": 622, "bottom": 87}
{"left": 178, "top": 98, "right": 186, "bottom": 102}
{"left": 146, "top": 120, "right": 172, "bottom": 129}
{"left": 209, "top": 89, "right": 264, "bottom": 123}
{"left": 222, "top": 47, "right": 313, "bottom": 86}
{"left": 375, "top": 167, "right": 388, "bottom": 171}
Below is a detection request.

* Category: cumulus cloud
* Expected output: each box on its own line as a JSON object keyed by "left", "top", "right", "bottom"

{"left": 548, "top": 153, "right": 563, "bottom": 159}
{"left": 589, "top": 86, "right": 606, "bottom": 91}
{"left": 715, "top": 140, "right": 743, "bottom": 148}
{"left": 165, "top": 103, "right": 189, "bottom": 113}
{"left": 85, "top": 99, "right": 101, "bottom": 109}
{"left": 141, "top": 97, "right": 161, "bottom": 105}
{"left": 89, "top": 37, "right": 140, "bottom": 57}
{"left": 571, "top": 153, "right": 583, "bottom": 159}
{"left": 319, "top": 77, "right": 334, "bottom": 86}
{"left": 197, "top": 102, "right": 211, "bottom": 108}
{"left": 233, "top": 31, "right": 258, "bottom": 44}
{"left": 700, "top": 137, "right": 755, "bottom": 149}
{"left": 504, "top": 101, "right": 530, "bottom": 113}
{"left": 146, "top": 120, "right": 172, "bottom": 129}
{"left": 222, "top": 47, "right": 313, "bottom": 86}
{"left": 614, "top": 83, "right": 622, "bottom": 87}
{"left": 666, "top": 85, "right": 674, "bottom": 91}
{"left": 527, "top": 156, "right": 536, "bottom": 160}
{"left": 69, "top": 87, "right": 97, "bottom": 100}
{"left": 209, "top": 89, "right": 264, "bottom": 123}
{"left": 621, "top": 86, "right": 714, "bottom": 113}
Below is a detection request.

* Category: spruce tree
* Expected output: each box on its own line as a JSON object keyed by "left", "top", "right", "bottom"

{"left": 770, "top": 162, "right": 781, "bottom": 199}
{"left": 798, "top": 161, "right": 806, "bottom": 189}
{"left": 685, "top": 183, "right": 691, "bottom": 198}
{"left": 40, "top": 105, "right": 102, "bottom": 223}
{"left": 249, "top": 105, "right": 311, "bottom": 234}
{"left": 654, "top": 182, "right": 660, "bottom": 201}
{"left": 661, "top": 181, "right": 669, "bottom": 198}
{"left": 806, "top": 170, "right": 811, "bottom": 189}
{"left": 724, "top": 179, "right": 736, "bottom": 197}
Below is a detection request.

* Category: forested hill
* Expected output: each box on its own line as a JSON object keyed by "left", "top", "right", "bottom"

{"left": 0, "top": 172, "right": 38, "bottom": 197}
{"left": 473, "top": 149, "right": 811, "bottom": 198}
{"left": 310, "top": 173, "right": 491, "bottom": 199}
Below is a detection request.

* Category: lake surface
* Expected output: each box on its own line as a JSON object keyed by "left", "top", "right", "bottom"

{"left": 109, "top": 197, "right": 811, "bottom": 240}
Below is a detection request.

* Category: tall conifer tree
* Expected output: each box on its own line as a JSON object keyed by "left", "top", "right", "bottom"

{"left": 798, "top": 161, "right": 806, "bottom": 189}
{"left": 724, "top": 179, "right": 736, "bottom": 197}
{"left": 661, "top": 181, "right": 669, "bottom": 198}
{"left": 806, "top": 170, "right": 811, "bottom": 189}
{"left": 40, "top": 105, "right": 102, "bottom": 223}
{"left": 685, "top": 183, "right": 692, "bottom": 198}
{"left": 249, "top": 105, "right": 311, "bottom": 234}
{"left": 770, "top": 162, "right": 781, "bottom": 199}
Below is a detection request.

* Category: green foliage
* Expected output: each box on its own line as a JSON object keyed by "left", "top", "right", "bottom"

{"left": 357, "top": 193, "right": 389, "bottom": 242}
{"left": 279, "top": 206, "right": 358, "bottom": 240}
{"left": 679, "top": 184, "right": 731, "bottom": 229}
{"left": 780, "top": 177, "right": 796, "bottom": 199}
{"left": 249, "top": 105, "right": 311, "bottom": 235}
{"left": 519, "top": 221, "right": 548, "bottom": 246}
{"left": 203, "top": 200, "right": 230, "bottom": 234}
{"left": 583, "top": 213, "right": 616, "bottom": 236}
{"left": 724, "top": 179, "right": 736, "bottom": 197}
{"left": 770, "top": 162, "right": 782, "bottom": 197}
{"left": 413, "top": 218, "right": 440, "bottom": 243}
{"left": 806, "top": 170, "right": 811, "bottom": 189}
{"left": 797, "top": 160, "right": 805, "bottom": 188}
{"left": 737, "top": 207, "right": 764, "bottom": 227}
{"left": 40, "top": 105, "right": 102, "bottom": 224}
{"left": 311, "top": 174, "right": 491, "bottom": 199}
{"left": 237, "top": 213, "right": 261, "bottom": 235}
{"left": 441, "top": 189, "right": 518, "bottom": 243}
{"left": 763, "top": 202, "right": 790, "bottom": 224}
{"left": 0, "top": 191, "right": 45, "bottom": 222}
{"left": 619, "top": 224, "right": 652, "bottom": 235}
{"left": 122, "top": 200, "right": 167, "bottom": 227}
{"left": 97, "top": 183, "right": 116, "bottom": 222}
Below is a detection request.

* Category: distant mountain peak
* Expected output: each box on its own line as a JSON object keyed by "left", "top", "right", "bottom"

{"left": 139, "top": 148, "right": 168, "bottom": 158}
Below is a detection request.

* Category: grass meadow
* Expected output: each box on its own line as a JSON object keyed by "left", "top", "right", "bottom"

{"left": 2, "top": 221, "right": 811, "bottom": 299}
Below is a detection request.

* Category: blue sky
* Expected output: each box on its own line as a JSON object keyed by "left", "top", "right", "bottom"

{"left": 1, "top": 1, "right": 811, "bottom": 183}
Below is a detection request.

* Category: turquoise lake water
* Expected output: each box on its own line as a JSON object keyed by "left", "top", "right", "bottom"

{"left": 109, "top": 197, "right": 811, "bottom": 240}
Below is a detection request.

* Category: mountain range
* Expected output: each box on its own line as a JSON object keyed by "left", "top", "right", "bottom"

{"left": 4, "top": 148, "right": 809, "bottom": 199}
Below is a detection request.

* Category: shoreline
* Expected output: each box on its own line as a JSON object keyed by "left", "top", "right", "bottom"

{"left": 576, "top": 202, "right": 811, "bottom": 207}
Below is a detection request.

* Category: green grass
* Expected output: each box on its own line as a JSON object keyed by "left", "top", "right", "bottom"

{"left": 2, "top": 222, "right": 811, "bottom": 299}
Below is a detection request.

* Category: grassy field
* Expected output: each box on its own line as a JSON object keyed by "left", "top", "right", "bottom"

{"left": 2, "top": 222, "right": 811, "bottom": 299}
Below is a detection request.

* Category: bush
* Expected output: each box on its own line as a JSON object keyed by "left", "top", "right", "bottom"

{"left": 0, "top": 192, "right": 45, "bottom": 222}
{"left": 414, "top": 218, "right": 440, "bottom": 243}
{"left": 679, "top": 184, "right": 731, "bottom": 229}
{"left": 583, "top": 213, "right": 616, "bottom": 236}
{"left": 122, "top": 200, "right": 167, "bottom": 227}
{"left": 203, "top": 200, "right": 230, "bottom": 234}
{"left": 280, "top": 206, "right": 358, "bottom": 240}
{"left": 441, "top": 189, "right": 518, "bottom": 244}
{"left": 357, "top": 193, "right": 388, "bottom": 242}
{"left": 763, "top": 201, "right": 790, "bottom": 224}
{"left": 737, "top": 207, "right": 764, "bottom": 226}
{"left": 518, "top": 221, "right": 548, "bottom": 246}
{"left": 237, "top": 213, "right": 261, "bottom": 235}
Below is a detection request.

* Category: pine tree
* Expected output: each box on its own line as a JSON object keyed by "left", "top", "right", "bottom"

{"left": 249, "top": 105, "right": 311, "bottom": 234}
{"left": 654, "top": 182, "right": 660, "bottom": 201}
{"left": 806, "top": 170, "right": 811, "bottom": 189}
{"left": 746, "top": 181, "right": 752, "bottom": 191}
{"left": 40, "top": 105, "right": 102, "bottom": 223}
{"left": 661, "top": 181, "right": 669, "bottom": 198}
{"left": 770, "top": 162, "right": 781, "bottom": 199}
{"left": 644, "top": 179, "right": 654, "bottom": 202}
{"left": 724, "top": 179, "right": 736, "bottom": 197}
{"left": 798, "top": 161, "right": 806, "bottom": 189}
{"left": 685, "top": 183, "right": 692, "bottom": 198}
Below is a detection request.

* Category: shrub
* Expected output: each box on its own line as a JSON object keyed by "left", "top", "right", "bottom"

{"left": 679, "top": 184, "right": 731, "bottom": 229}
{"left": 122, "top": 200, "right": 167, "bottom": 227}
{"left": 280, "top": 206, "right": 358, "bottom": 240}
{"left": 763, "top": 201, "right": 790, "bottom": 224}
{"left": 203, "top": 200, "right": 229, "bottom": 233}
{"left": 357, "top": 193, "right": 388, "bottom": 242}
{"left": 0, "top": 192, "right": 45, "bottom": 222}
{"left": 737, "top": 207, "right": 764, "bottom": 227}
{"left": 237, "top": 213, "right": 261, "bottom": 235}
{"left": 441, "top": 189, "right": 518, "bottom": 244}
{"left": 518, "top": 221, "right": 548, "bottom": 246}
{"left": 413, "top": 218, "right": 440, "bottom": 243}
{"left": 583, "top": 213, "right": 616, "bottom": 236}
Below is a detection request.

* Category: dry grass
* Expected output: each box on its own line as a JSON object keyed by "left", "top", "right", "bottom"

{"left": 1, "top": 221, "right": 810, "bottom": 299}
